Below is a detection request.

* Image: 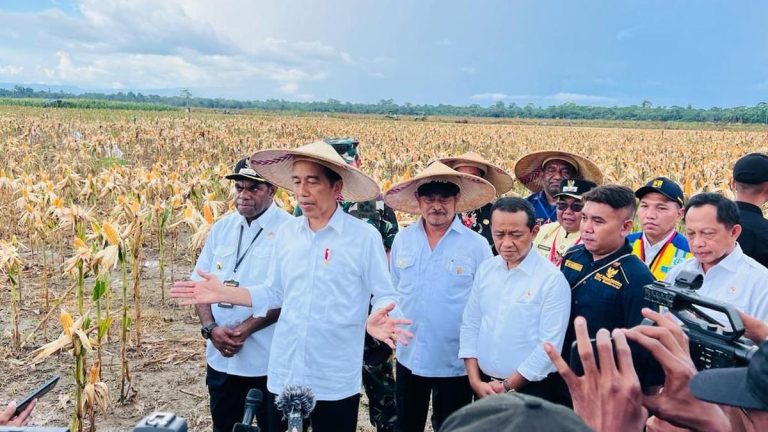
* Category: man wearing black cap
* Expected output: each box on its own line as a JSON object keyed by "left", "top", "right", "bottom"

{"left": 192, "top": 158, "right": 294, "bottom": 432}
{"left": 733, "top": 152, "right": 768, "bottom": 268}
{"left": 627, "top": 177, "right": 691, "bottom": 280}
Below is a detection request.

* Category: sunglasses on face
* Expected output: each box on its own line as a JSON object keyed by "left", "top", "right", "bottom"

{"left": 556, "top": 201, "right": 584, "bottom": 212}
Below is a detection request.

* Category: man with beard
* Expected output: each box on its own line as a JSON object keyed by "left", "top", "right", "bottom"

{"left": 534, "top": 179, "right": 596, "bottom": 266}
{"left": 514, "top": 150, "right": 603, "bottom": 226}
{"left": 627, "top": 177, "right": 691, "bottom": 280}
{"left": 192, "top": 158, "right": 293, "bottom": 432}
{"left": 384, "top": 162, "right": 495, "bottom": 432}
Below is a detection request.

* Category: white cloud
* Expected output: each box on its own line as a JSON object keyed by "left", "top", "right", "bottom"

{"left": 471, "top": 92, "right": 509, "bottom": 102}
{"left": 548, "top": 92, "right": 617, "bottom": 104}
{"left": 0, "top": 0, "right": 357, "bottom": 98}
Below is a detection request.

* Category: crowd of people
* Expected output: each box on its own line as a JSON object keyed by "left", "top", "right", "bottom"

{"left": 158, "top": 142, "right": 768, "bottom": 432}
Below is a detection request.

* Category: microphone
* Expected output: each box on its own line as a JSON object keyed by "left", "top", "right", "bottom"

{"left": 232, "top": 388, "right": 262, "bottom": 432}
{"left": 275, "top": 386, "right": 315, "bottom": 432}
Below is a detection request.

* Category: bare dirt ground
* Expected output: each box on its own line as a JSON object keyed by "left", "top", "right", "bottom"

{"left": 1, "top": 250, "right": 391, "bottom": 431}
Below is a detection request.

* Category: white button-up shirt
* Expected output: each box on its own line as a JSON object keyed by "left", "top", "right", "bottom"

{"left": 665, "top": 244, "right": 768, "bottom": 320}
{"left": 191, "top": 202, "right": 293, "bottom": 377}
{"left": 390, "top": 216, "right": 492, "bottom": 377}
{"left": 247, "top": 206, "right": 400, "bottom": 401}
{"left": 459, "top": 251, "right": 571, "bottom": 381}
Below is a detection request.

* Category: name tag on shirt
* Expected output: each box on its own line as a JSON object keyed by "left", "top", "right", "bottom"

{"left": 565, "top": 260, "right": 583, "bottom": 271}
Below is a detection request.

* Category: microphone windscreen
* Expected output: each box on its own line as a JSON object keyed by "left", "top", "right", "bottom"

{"left": 245, "top": 388, "right": 263, "bottom": 405}
{"left": 275, "top": 385, "right": 316, "bottom": 418}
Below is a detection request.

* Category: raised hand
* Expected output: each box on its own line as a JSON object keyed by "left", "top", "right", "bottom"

{"left": 366, "top": 302, "right": 413, "bottom": 350}
{"left": 0, "top": 399, "right": 36, "bottom": 426}
{"left": 171, "top": 270, "right": 227, "bottom": 305}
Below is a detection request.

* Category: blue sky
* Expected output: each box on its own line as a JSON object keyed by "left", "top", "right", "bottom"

{"left": 0, "top": 0, "right": 766, "bottom": 107}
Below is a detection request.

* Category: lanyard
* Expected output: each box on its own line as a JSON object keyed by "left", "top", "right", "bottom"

{"left": 233, "top": 225, "right": 264, "bottom": 274}
{"left": 550, "top": 226, "right": 581, "bottom": 267}
{"left": 640, "top": 232, "right": 676, "bottom": 271}
{"left": 535, "top": 193, "right": 557, "bottom": 223}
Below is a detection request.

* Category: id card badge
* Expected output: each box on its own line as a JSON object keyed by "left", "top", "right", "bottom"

{"left": 218, "top": 280, "right": 239, "bottom": 308}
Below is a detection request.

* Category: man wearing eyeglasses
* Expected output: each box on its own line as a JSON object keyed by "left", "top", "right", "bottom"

{"left": 534, "top": 179, "right": 596, "bottom": 266}
{"left": 192, "top": 158, "right": 293, "bottom": 432}
{"left": 294, "top": 138, "right": 401, "bottom": 432}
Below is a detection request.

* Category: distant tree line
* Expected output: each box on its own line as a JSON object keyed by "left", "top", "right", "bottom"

{"left": 2, "top": 85, "right": 768, "bottom": 124}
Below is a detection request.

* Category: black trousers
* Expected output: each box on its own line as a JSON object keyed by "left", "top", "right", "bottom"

{"left": 206, "top": 365, "right": 270, "bottom": 432}
{"left": 395, "top": 361, "right": 473, "bottom": 432}
{"left": 266, "top": 392, "right": 360, "bottom": 432}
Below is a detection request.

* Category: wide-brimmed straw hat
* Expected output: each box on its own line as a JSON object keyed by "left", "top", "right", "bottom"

{"left": 384, "top": 161, "right": 496, "bottom": 214}
{"left": 436, "top": 151, "right": 515, "bottom": 196}
{"left": 514, "top": 150, "right": 603, "bottom": 193}
{"left": 249, "top": 141, "right": 380, "bottom": 202}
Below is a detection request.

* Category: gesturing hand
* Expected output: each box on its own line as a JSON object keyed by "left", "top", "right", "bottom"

{"left": 366, "top": 302, "right": 413, "bottom": 350}
{"left": 171, "top": 270, "right": 227, "bottom": 305}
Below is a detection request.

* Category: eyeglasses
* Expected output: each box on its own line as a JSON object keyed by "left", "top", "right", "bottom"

{"left": 556, "top": 201, "right": 584, "bottom": 212}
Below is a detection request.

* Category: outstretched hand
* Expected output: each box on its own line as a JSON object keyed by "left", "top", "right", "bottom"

{"left": 366, "top": 302, "right": 413, "bottom": 350}
{"left": 171, "top": 270, "right": 227, "bottom": 305}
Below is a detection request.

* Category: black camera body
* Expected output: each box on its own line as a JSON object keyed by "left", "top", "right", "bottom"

{"left": 644, "top": 270, "right": 757, "bottom": 370}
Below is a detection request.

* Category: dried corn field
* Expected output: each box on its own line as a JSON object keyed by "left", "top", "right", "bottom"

{"left": 1, "top": 106, "right": 767, "bottom": 431}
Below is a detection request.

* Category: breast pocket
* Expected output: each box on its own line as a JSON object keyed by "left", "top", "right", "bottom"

{"left": 393, "top": 254, "right": 418, "bottom": 295}
{"left": 211, "top": 246, "right": 236, "bottom": 278}
{"left": 445, "top": 257, "right": 475, "bottom": 279}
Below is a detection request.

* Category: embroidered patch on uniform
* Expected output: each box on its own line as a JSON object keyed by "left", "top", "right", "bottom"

{"left": 605, "top": 267, "right": 619, "bottom": 279}
{"left": 729, "top": 286, "right": 737, "bottom": 294}
{"left": 565, "top": 260, "right": 583, "bottom": 271}
{"left": 456, "top": 266, "right": 464, "bottom": 275}
{"left": 594, "top": 271, "right": 623, "bottom": 289}
{"left": 398, "top": 259, "right": 406, "bottom": 268}
{"left": 216, "top": 262, "right": 223, "bottom": 270}
{"left": 652, "top": 179, "right": 664, "bottom": 188}
{"left": 482, "top": 219, "right": 490, "bottom": 225}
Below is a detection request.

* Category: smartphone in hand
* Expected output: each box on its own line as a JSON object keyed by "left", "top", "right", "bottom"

{"left": 14, "top": 375, "right": 60, "bottom": 417}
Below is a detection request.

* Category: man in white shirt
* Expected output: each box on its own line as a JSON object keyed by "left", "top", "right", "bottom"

{"left": 665, "top": 192, "right": 768, "bottom": 320}
{"left": 172, "top": 142, "right": 411, "bottom": 432}
{"left": 384, "top": 161, "right": 495, "bottom": 432}
{"left": 460, "top": 197, "right": 571, "bottom": 400}
{"left": 192, "top": 158, "right": 293, "bottom": 432}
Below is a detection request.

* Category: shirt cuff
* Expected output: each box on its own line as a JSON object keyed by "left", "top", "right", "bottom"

{"left": 248, "top": 285, "right": 269, "bottom": 318}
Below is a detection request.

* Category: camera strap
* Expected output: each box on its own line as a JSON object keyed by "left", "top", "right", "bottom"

{"left": 571, "top": 253, "right": 633, "bottom": 290}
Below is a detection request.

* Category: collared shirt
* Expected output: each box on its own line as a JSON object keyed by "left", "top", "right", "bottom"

{"left": 560, "top": 241, "right": 655, "bottom": 351}
{"left": 664, "top": 244, "right": 768, "bottom": 320}
{"left": 390, "top": 216, "right": 492, "bottom": 377}
{"left": 191, "top": 202, "right": 293, "bottom": 377}
{"left": 525, "top": 191, "right": 557, "bottom": 226}
{"left": 534, "top": 221, "right": 581, "bottom": 267}
{"left": 459, "top": 251, "right": 571, "bottom": 381}
{"left": 247, "top": 205, "right": 401, "bottom": 401}
{"left": 628, "top": 231, "right": 692, "bottom": 280}
{"left": 736, "top": 201, "right": 768, "bottom": 268}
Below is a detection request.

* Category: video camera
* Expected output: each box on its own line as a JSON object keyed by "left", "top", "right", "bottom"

{"left": 644, "top": 270, "right": 758, "bottom": 370}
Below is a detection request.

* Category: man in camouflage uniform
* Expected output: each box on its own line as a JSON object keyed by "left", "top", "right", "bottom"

{"left": 294, "top": 137, "right": 399, "bottom": 432}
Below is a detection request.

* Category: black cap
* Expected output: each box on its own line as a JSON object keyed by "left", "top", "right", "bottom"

{"left": 690, "top": 341, "right": 768, "bottom": 410}
{"left": 553, "top": 179, "right": 597, "bottom": 199}
{"left": 635, "top": 176, "right": 685, "bottom": 207}
{"left": 440, "top": 393, "right": 592, "bottom": 432}
{"left": 225, "top": 158, "right": 269, "bottom": 183}
{"left": 733, "top": 153, "right": 768, "bottom": 184}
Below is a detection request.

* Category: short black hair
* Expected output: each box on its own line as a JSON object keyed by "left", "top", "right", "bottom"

{"left": 582, "top": 184, "right": 637, "bottom": 216}
{"left": 416, "top": 181, "right": 460, "bottom": 197}
{"left": 491, "top": 197, "right": 536, "bottom": 230}
{"left": 320, "top": 165, "right": 342, "bottom": 185}
{"left": 685, "top": 192, "right": 740, "bottom": 229}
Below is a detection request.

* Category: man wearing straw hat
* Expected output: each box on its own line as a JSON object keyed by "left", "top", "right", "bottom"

{"left": 294, "top": 137, "right": 400, "bottom": 432}
{"left": 172, "top": 141, "right": 412, "bottom": 432}
{"left": 534, "top": 179, "right": 596, "bottom": 267}
{"left": 514, "top": 150, "right": 603, "bottom": 226}
{"left": 192, "top": 157, "right": 293, "bottom": 432}
{"left": 384, "top": 162, "right": 495, "bottom": 432}
{"left": 437, "top": 151, "right": 515, "bottom": 254}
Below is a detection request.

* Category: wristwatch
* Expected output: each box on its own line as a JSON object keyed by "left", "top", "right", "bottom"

{"left": 201, "top": 322, "right": 218, "bottom": 340}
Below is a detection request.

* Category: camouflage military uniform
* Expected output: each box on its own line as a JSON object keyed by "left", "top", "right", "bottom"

{"left": 294, "top": 197, "right": 400, "bottom": 432}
